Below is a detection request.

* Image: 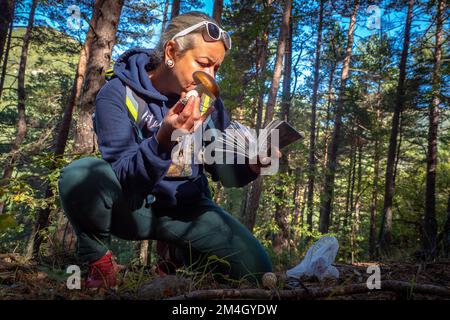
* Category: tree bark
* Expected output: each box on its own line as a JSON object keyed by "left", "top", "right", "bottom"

{"left": 306, "top": 0, "right": 324, "bottom": 232}
{"left": 291, "top": 168, "right": 302, "bottom": 227}
{"left": 318, "top": 31, "right": 339, "bottom": 230}
{"left": 279, "top": 18, "right": 292, "bottom": 124}
{"left": 393, "top": 112, "right": 403, "bottom": 189}
{"left": 0, "top": 0, "right": 38, "bottom": 215}
{"left": 351, "top": 133, "right": 363, "bottom": 263}
{"left": 263, "top": 0, "right": 291, "bottom": 127}
{"left": 212, "top": 0, "right": 224, "bottom": 25}
{"left": 243, "top": 0, "right": 291, "bottom": 232}
{"left": 213, "top": 182, "right": 223, "bottom": 204}
{"left": 160, "top": 0, "right": 170, "bottom": 36}
{"left": 318, "top": 0, "right": 359, "bottom": 233}
{"left": 241, "top": 0, "right": 273, "bottom": 232}
{"left": 442, "top": 193, "right": 450, "bottom": 257}
{"left": 354, "top": 135, "right": 363, "bottom": 232}
{"left": 0, "top": 1, "right": 14, "bottom": 101}
{"left": 73, "top": 0, "right": 125, "bottom": 155}
{"left": 139, "top": 240, "right": 151, "bottom": 266}
{"left": 423, "top": 0, "right": 444, "bottom": 258}
{"left": 379, "top": 0, "right": 414, "bottom": 254}
{"left": 0, "top": 0, "right": 14, "bottom": 67}
{"left": 342, "top": 125, "right": 356, "bottom": 235}
{"left": 369, "top": 84, "right": 382, "bottom": 260}
{"left": 320, "top": 59, "right": 337, "bottom": 182}
{"left": 171, "top": 0, "right": 180, "bottom": 19}
{"left": 273, "top": 16, "right": 293, "bottom": 253}
{"left": 169, "top": 280, "right": 450, "bottom": 300}
{"left": 255, "top": 0, "right": 273, "bottom": 132}
{"left": 299, "top": 184, "right": 308, "bottom": 230}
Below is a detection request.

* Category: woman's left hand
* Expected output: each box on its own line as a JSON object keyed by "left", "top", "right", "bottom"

{"left": 248, "top": 148, "right": 282, "bottom": 175}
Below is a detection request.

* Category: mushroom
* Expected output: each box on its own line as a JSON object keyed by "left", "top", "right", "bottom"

{"left": 193, "top": 71, "right": 220, "bottom": 99}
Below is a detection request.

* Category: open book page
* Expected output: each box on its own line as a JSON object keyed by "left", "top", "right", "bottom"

{"left": 215, "top": 119, "right": 304, "bottom": 159}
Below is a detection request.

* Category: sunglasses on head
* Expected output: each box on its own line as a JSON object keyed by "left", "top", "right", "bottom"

{"left": 169, "top": 21, "right": 232, "bottom": 50}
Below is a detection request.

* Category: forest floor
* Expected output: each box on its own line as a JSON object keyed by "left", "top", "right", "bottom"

{"left": 0, "top": 253, "right": 449, "bottom": 300}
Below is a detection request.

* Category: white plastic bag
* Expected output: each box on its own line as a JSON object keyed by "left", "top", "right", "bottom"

{"left": 286, "top": 236, "right": 339, "bottom": 281}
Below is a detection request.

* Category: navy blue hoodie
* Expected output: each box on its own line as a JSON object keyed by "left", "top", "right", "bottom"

{"left": 94, "top": 48, "right": 258, "bottom": 209}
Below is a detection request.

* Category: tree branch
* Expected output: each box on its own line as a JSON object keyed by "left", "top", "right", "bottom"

{"left": 166, "top": 280, "right": 450, "bottom": 300}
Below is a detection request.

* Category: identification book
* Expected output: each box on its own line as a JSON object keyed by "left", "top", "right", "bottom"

{"left": 214, "top": 119, "right": 304, "bottom": 159}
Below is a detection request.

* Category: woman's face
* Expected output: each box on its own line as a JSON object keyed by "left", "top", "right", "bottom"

{"left": 166, "top": 33, "right": 226, "bottom": 96}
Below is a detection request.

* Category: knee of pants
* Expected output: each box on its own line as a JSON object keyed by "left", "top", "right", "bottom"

{"left": 224, "top": 230, "right": 273, "bottom": 283}
{"left": 181, "top": 228, "right": 272, "bottom": 284}
{"left": 58, "top": 157, "right": 121, "bottom": 234}
{"left": 165, "top": 207, "right": 272, "bottom": 283}
{"left": 110, "top": 195, "right": 156, "bottom": 241}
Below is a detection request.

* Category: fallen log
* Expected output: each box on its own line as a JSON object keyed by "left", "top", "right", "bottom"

{"left": 166, "top": 280, "right": 450, "bottom": 300}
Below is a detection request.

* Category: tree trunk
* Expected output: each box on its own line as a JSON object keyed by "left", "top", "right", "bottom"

{"left": 240, "top": 0, "right": 273, "bottom": 231}
{"left": 255, "top": 0, "right": 273, "bottom": 132}
{"left": 0, "top": 0, "right": 14, "bottom": 67}
{"left": 306, "top": 0, "right": 324, "bottom": 232}
{"left": 393, "top": 112, "right": 403, "bottom": 189}
{"left": 0, "top": 0, "right": 38, "bottom": 215}
{"left": 343, "top": 126, "right": 356, "bottom": 233}
{"left": 342, "top": 128, "right": 357, "bottom": 259}
{"left": 171, "top": 0, "right": 180, "bottom": 19}
{"left": 242, "top": 0, "right": 291, "bottom": 232}
{"left": 160, "top": 0, "right": 170, "bottom": 36}
{"left": 291, "top": 168, "right": 302, "bottom": 226}
{"left": 212, "top": 0, "right": 223, "bottom": 202}
{"left": 73, "top": 0, "right": 125, "bottom": 155}
{"left": 442, "top": 193, "right": 450, "bottom": 257}
{"left": 351, "top": 133, "right": 363, "bottom": 263}
{"left": 423, "top": 0, "right": 444, "bottom": 258}
{"left": 299, "top": 185, "right": 308, "bottom": 229}
{"left": 213, "top": 0, "right": 224, "bottom": 25}
{"left": 26, "top": 5, "right": 100, "bottom": 258}
{"left": 139, "top": 240, "right": 150, "bottom": 266}
{"left": 322, "top": 60, "right": 337, "bottom": 171}
{"left": 169, "top": 280, "right": 450, "bottom": 300}
{"left": 279, "top": 18, "right": 292, "bottom": 124}
{"left": 354, "top": 134, "right": 363, "bottom": 231}
{"left": 369, "top": 86, "right": 381, "bottom": 260}
{"left": 319, "top": 33, "right": 338, "bottom": 229}
{"left": 213, "top": 182, "right": 223, "bottom": 204}
{"left": 263, "top": 0, "right": 291, "bottom": 127}
{"left": 318, "top": 0, "right": 359, "bottom": 233}
{"left": 0, "top": 1, "right": 14, "bottom": 101}
{"left": 379, "top": 0, "right": 414, "bottom": 254}
{"left": 273, "top": 16, "right": 293, "bottom": 254}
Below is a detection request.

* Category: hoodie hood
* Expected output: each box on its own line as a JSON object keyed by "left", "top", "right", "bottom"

{"left": 113, "top": 48, "right": 168, "bottom": 102}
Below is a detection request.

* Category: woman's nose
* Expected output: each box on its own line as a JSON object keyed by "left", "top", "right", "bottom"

{"left": 203, "top": 67, "right": 215, "bottom": 77}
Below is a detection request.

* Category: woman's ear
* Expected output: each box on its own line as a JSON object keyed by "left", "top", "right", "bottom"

{"left": 164, "top": 40, "right": 177, "bottom": 63}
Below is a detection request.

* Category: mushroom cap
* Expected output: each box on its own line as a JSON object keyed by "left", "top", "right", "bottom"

{"left": 262, "top": 272, "right": 277, "bottom": 288}
{"left": 193, "top": 71, "right": 220, "bottom": 98}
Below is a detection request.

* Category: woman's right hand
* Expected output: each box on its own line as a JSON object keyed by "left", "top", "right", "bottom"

{"left": 156, "top": 95, "right": 203, "bottom": 152}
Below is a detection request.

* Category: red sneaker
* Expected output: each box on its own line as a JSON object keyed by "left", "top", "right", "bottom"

{"left": 155, "top": 241, "right": 183, "bottom": 276}
{"left": 85, "top": 251, "right": 119, "bottom": 288}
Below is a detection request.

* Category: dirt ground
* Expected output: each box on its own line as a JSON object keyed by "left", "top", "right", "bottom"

{"left": 1, "top": 253, "right": 449, "bottom": 300}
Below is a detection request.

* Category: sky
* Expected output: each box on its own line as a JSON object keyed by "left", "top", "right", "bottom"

{"left": 15, "top": 0, "right": 437, "bottom": 49}
{"left": 18, "top": 0, "right": 431, "bottom": 55}
{"left": 25, "top": 0, "right": 220, "bottom": 56}
{"left": 13, "top": 0, "right": 440, "bottom": 93}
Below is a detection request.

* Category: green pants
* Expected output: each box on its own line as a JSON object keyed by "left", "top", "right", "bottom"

{"left": 58, "top": 157, "right": 272, "bottom": 283}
